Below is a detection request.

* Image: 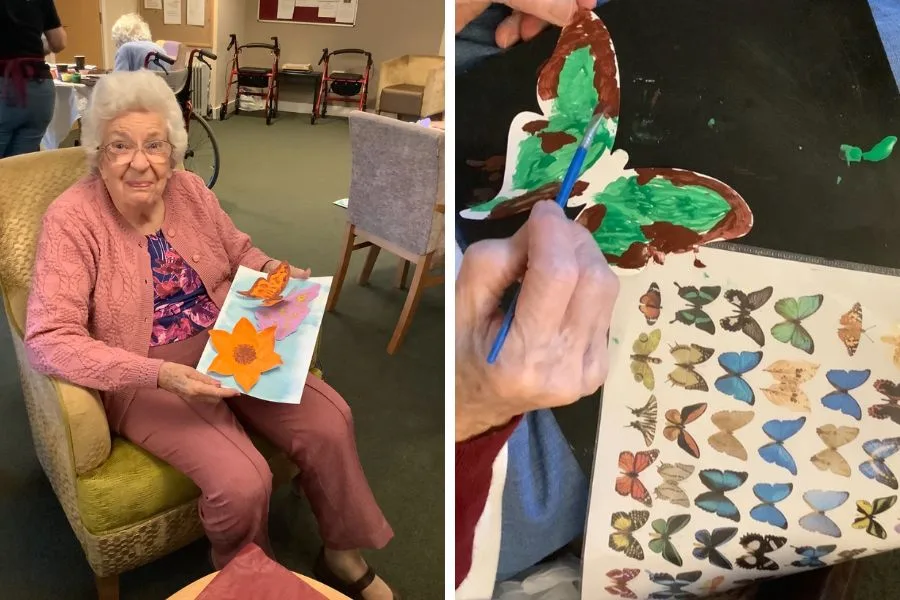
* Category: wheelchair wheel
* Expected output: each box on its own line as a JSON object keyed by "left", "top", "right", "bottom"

{"left": 184, "top": 112, "right": 221, "bottom": 189}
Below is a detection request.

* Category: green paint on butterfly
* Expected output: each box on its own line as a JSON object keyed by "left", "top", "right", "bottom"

{"left": 771, "top": 294, "right": 823, "bottom": 354}
{"left": 649, "top": 514, "right": 692, "bottom": 567}
{"left": 671, "top": 283, "right": 721, "bottom": 335}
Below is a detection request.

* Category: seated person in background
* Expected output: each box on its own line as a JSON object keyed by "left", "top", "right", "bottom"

{"left": 111, "top": 13, "right": 168, "bottom": 72}
{"left": 24, "top": 70, "right": 398, "bottom": 600}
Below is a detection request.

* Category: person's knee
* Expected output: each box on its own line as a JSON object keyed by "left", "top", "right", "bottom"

{"left": 210, "top": 459, "right": 273, "bottom": 517}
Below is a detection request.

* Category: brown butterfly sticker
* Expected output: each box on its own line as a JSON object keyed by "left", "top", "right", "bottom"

{"left": 238, "top": 261, "right": 291, "bottom": 306}
{"left": 838, "top": 302, "right": 865, "bottom": 356}
{"left": 664, "top": 403, "right": 707, "bottom": 458}
{"left": 655, "top": 462, "right": 694, "bottom": 508}
{"left": 869, "top": 380, "right": 900, "bottom": 425}
{"left": 639, "top": 282, "right": 662, "bottom": 326}
{"left": 811, "top": 425, "right": 859, "bottom": 477}
{"left": 605, "top": 568, "right": 640, "bottom": 598}
{"left": 708, "top": 410, "right": 754, "bottom": 461}
{"left": 882, "top": 325, "right": 900, "bottom": 370}
{"left": 762, "top": 360, "right": 819, "bottom": 412}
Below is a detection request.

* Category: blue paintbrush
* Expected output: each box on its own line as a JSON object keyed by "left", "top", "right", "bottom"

{"left": 486, "top": 113, "right": 607, "bottom": 365}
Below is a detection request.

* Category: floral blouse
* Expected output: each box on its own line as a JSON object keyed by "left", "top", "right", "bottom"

{"left": 147, "top": 231, "right": 220, "bottom": 345}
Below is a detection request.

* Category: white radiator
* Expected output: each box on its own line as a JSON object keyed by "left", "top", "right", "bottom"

{"left": 191, "top": 63, "right": 211, "bottom": 116}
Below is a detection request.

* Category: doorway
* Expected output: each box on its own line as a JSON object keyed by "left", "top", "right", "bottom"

{"left": 54, "top": 0, "right": 104, "bottom": 68}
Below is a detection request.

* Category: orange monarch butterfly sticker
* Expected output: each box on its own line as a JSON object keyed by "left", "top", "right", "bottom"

{"left": 238, "top": 261, "right": 291, "bottom": 306}
{"left": 639, "top": 282, "right": 662, "bottom": 325}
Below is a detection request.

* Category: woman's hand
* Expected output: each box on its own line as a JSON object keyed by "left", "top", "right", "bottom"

{"left": 157, "top": 362, "right": 241, "bottom": 403}
{"left": 263, "top": 260, "right": 311, "bottom": 279}
{"left": 455, "top": 201, "right": 619, "bottom": 441}
{"left": 456, "top": 0, "right": 598, "bottom": 48}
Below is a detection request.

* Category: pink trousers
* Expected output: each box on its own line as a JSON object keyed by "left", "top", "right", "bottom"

{"left": 117, "top": 330, "right": 393, "bottom": 568}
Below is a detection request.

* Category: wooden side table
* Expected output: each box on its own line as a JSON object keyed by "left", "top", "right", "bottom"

{"left": 167, "top": 571, "right": 351, "bottom": 599}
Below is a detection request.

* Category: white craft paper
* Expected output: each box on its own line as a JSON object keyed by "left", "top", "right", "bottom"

{"left": 145, "top": 0, "right": 163, "bottom": 8}
{"left": 317, "top": 0, "right": 338, "bottom": 18}
{"left": 186, "top": 0, "right": 204, "bottom": 25}
{"left": 332, "top": 198, "right": 348, "bottom": 208}
{"left": 582, "top": 247, "right": 900, "bottom": 599}
{"left": 163, "top": 0, "right": 181, "bottom": 24}
{"left": 335, "top": 0, "right": 357, "bottom": 23}
{"left": 276, "top": 0, "right": 295, "bottom": 19}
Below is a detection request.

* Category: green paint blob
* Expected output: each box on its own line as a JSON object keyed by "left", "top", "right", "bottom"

{"left": 707, "top": 118, "right": 716, "bottom": 128}
{"left": 468, "top": 195, "right": 508, "bottom": 213}
{"left": 591, "top": 176, "right": 731, "bottom": 257}
{"left": 612, "top": 337, "right": 620, "bottom": 344}
{"left": 703, "top": 272, "right": 710, "bottom": 279}
{"left": 840, "top": 135, "right": 897, "bottom": 165}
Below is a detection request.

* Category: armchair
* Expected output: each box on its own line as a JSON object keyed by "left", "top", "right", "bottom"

{"left": 375, "top": 55, "right": 444, "bottom": 119}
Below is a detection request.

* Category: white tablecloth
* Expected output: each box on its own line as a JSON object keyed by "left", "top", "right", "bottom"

{"left": 42, "top": 81, "right": 92, "bottom": 150}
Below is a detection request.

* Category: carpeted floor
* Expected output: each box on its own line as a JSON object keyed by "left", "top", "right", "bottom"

{"left": 0, "top": 112, "right": 445, "bottom": 599}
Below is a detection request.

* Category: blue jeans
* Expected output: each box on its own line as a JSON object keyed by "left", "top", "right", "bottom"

{"left": 0, "top": 78, "right": 55, "bottom": 158}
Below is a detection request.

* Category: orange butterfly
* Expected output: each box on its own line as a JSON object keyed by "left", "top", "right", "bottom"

{"left": 639, "top": 282, "right": 662, "bottom": 325}
{"left": 664, "top": 403, "right": 707, "bottom": 459}
{"left": 238, "top": 261, "right": 291, "bottom": 306}
{"left": 615, "top": 449, "right": 659, "bottom": 507}
{"left": 838, "top": 302, "right": 864, "bottom": 356}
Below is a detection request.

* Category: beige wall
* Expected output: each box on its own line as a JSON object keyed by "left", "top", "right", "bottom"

{"left": 101, "top": 0, "right": 139, "bottom": 68}
{"left": 211, "top": 0, "right": 248, "bottom": 109}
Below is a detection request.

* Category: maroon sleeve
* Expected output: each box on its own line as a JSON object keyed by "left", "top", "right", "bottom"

{"left": 455, "top": 415, "right": 523, "bottom": 589}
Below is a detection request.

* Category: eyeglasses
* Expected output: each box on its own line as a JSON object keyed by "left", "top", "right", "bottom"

{"left": 99, "top": 140, "right": 173, "bottom": 165}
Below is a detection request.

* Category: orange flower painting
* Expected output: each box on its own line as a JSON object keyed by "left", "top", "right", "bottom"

{"left": 208, "top": 317, "right": 283, "bottom": 391}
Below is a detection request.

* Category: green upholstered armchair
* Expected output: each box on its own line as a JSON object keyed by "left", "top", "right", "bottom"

{"left": 0, "top": 148, "right": 307, "bottom": 600}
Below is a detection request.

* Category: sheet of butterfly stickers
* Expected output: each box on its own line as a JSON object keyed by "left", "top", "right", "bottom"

{"left": 580, "top": 245, "right": 900, "bottom": 599}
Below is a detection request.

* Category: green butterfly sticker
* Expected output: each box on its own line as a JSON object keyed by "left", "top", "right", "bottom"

{"left": 671, "top": 284, "right": 721, "bottom": 335}
{"left": 649, "top": 513, "right": 692, "bottom": 567}
{"left": 771, "top": 295, "right": 823, "bottom": 355}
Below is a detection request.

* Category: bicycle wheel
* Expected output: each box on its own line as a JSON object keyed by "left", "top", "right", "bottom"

{"left": 184, "top": 112, "right": 220, "bottom": 189}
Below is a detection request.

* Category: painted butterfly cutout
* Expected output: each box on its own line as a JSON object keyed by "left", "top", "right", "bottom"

{"left": 853, "top": 495, "right": 897, "bottom": 539}
{"left": 735, "top": 533, "right": 786, "bottom": 571}
{"left": 837, "top": 302, "right": 865, "bottom": 356}
{"left": 671, "top": 284, "right": 720, "bottom": 335}
{"left": 630, "top": 329, "right": 662, "bottom": 390}
{"left": 821, "top": 369, "right": 870, "bottom": 421}
{"left": 762, "top": 360, "right": 818, "bottom": 412}
{"left": 798, "top": 490, "right": 849, "bottom": 538}
{"left": 869, "top": 379, "right": 900, "bottom": 425}
{"left": 749, "top": 483, "right": 793, "bottom": 530}
{"left": 615, "top": 449, "right": 659, "bottom": 506}
{"left": 655, "top": 462, "right": 694, "bottom": 508}
{"left": 720, "top": 286, "right": 773, "bottom": 346}
{"left": 609, "top": 510, "right": 649, "bottom": 560}
{"left": 699, "top": 576, "right": 725, "bottom": 594}
{"left": 771, "top": 294, "right": 823, "bottom": 354}
{"left": 694, "top": 468, "right": 747, "bottom": 522}
{"left": 811, "top": 425, "right": 859, "bottom": 477}
{"left": 459, "top": 10, "right": 753, "bottom": 270}
{"left": 649, "top": 514, "right": 691, "bottom": 567}
{"left": 237, "top": 261, "right": 291, "bottom": 306}
{"left": 835, "top": 548, "right": 868, "bottom": 562}
{"left": 692, "top": 527, "right": 737, "bottom": 570}
{"left": 605, "top": 568, "right": 641, "bottom": 599}
{"left": 791, "top": 545, "right": 837, "bottom": 568}
{"left": 758, "top": 416, "right": 806, "bottom": 475}
{"left": 664, "top": 403, "right": 707, "bottom": 458}
{"left": 881, "top": 326, "right": 900, "bottom": 369}
{"left": 640, "top": 282, "right": 662, "bottom": 325}
{"left": 668, "top": 343, "right": 713, "bottom": 391}
{"left": 647, "top": 571, "right": 702, "bottom": 600}
{"left": 859, "top": 437, "right": 900, "bottom": 490}
{"left": 708, "top": 410, "right": 753, "bottom": 461}
{"left": 714, "top": 351, "right": 762, "bottom": 405}
{"left": 627, "top": 394, "right": 657, "bottom": 447}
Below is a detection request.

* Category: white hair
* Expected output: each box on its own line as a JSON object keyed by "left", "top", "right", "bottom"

{"left": 81, "top": 71, "right": 187, "bottom": 170}
{"left": 111, "top": 13, "right": 152, "bottom": 49}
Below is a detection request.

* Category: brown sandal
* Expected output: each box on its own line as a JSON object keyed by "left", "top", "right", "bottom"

{"left": 313, "top": 548, "right": 400, "bottom": 600}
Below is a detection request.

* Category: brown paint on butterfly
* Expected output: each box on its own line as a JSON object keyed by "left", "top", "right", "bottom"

{"left": 639, "top": 282, "right": 662, "bottom": 326}
{"left": 838, "top": 302, "right": 865, "bottom": 357}
{"left": 238, "top": 261, "right": 291, "bottom": 306}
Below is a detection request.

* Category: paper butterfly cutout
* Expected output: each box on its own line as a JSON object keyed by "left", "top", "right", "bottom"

{"left": 749, "top": 483, "right": 793, "bottom": 530}
{"left": 649, "top": 514, "right": 691, "bottom": 567}
{"left": 207, "top": 317, "right": 282, "bottom": 392}
{"left": 791, "top": 545, "right": 837, "bottom": 568}
{"left": 835, "top": 548, "right": 868, "bottom": 562}
{"left": 647, "top": 571, "right": 702, "bottom": 600}
{"left": 799, "top": 489, "right": 849, "bottom": 538}
{"left": 759, "top": 416, "right": 806, "bottom": 475}
{"left": 708, "top": 410, "right": 754, "bottom": 461}
{"left": 837, "top": 302, "right": 864, "bottom": 356}
{"left": 820, "top": 369, "right": 870, "bottom": 421}
{"left": 668, "top": 343, "right": 713, "bottom": 391}
{"left": 615, "top": 449, "right": 659, "bottom": 506}
{"left": 715, "top": 351, "right": 762, "bottom": 405}
{"left": 770, "top": 294, "right": 823, "bottom": 354}
{"left": 237, "top": 261, "right": 291, "bottom": 306}
{"left": 869, "top": 379, "right": 900, "bottom": 425}
{"left": 720, "top": 287, "right": 773, "bottom": 347}
{"left": 609, "top": 510, "right": 649, "bottom": 560}
{"left": 639, "top": 282, "right": 662, "bottom": 325}
{"left": 736, "top": 533, "right": 786, "bottom": 571}
{"left": 664, "top": 403, "right": 707, "bottom": 459}
{"left": 694, "top": 468, "right": 747, "bottom": 522}
{"left": 630, "top": 329, "right": 662, "bottom": 390}
{"left": 811, "top": 425, "right": 859, "bottom": 477}
{"left": 671, "top": 284, "right": 720, "bottom": 335}
{"left": 853, "top": 495, "right": 897, "bottom": 540}
{"left": 459, "top": 10, "right": 753, "bottom": 270}
{"left": 605, "top": 568, "right": 641, "bottom": 599}
{"left": 859, "top": 437, "right": 900, "bottom": 490}
{"left": 881, "top": 325, "right": 900, "bottom": 369}
{"left": 762, "top": 360, "right": 819, "bottom": 412}
{"left": 693, "top": 527, "right": 737, "bottom": 570}
{"left": 627, "top": 394, "right": 657, "bottom": 447}
{"left": 655, "top": 463, "right": 694, "bottom": 508}
{"left": 254, "top": 283, "right": 322, "bottom": 340}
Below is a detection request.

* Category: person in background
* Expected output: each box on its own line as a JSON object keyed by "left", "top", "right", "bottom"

{"left": 0, "top": 0, "right": 66, "bottom": 158}
{"left": 111, "top": 13, "right": 169, "bottom": 72}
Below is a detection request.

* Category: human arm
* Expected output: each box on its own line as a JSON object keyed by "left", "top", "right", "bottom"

{"left": 42, "top": 0, "right": 66, "bottom": 53}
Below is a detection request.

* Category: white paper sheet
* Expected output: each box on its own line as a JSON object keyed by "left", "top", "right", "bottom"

{"left": 295, "top": 0, "right": 318, "bottom": 6}
{"left": 317, "top": 0, "right": 338, "bottom": 18}
{"left": 163, "top": 0, "right": 181, "bottom": 24}
{"left": 276, "top": 0, "right": 295, "bottom": 19}
{"left": 144, "top": 0, "right": 163, "bottom": 8}
{"left": 335, "top": 0, "right": 357, "bottom": 23}
{"left": 186, "top": 0, "right": 204, "bottom": 25}
{"left": 332, "top": 198, "right": 348, "bottom": 208}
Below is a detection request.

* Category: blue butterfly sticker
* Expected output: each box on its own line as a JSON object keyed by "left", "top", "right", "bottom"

{"left": 791, "top": 544, "right": 837, "bottom": 568}
{"left": 694, "top": 469, "right": 747, "bottom": 522}
{"left": 758, "top": 417, "right": 806, "bottom": 475}
{"left": 749, "top": 483, "right": 793, "bottom": 530}
{"left": 647, "top": 571, "right": 702, "bottom": 600}
{"left": 798, "top": 490, "right": 849, "bottom": 538}
{"left": 859, "top": 437, "right": 900, "bottom": 490}
{"left": 714, "top": 351, "right": 762, "bottom": 405}
{"left": 821, "top": 369, "right": 871, "bottom": 421}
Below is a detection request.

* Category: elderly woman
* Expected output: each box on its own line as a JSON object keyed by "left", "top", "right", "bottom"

{"left": 111, "top": 13, "right": 168, "bottom": 72}
{"left": 24, "top": 71, "right": 397, "bottom": 600}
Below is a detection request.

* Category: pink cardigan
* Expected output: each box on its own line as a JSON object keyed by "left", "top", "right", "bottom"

{"left": 24, "top": 170, "right": 274, "bottom": 430}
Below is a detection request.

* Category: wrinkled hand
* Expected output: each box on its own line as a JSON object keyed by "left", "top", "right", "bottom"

{"left": 157, "top": 362, "right": 241, "bottom": 403}
{"left": 455, "top": 201, "right": 619, "bottom": 441}
{"left": 456, "top": 0, "right": 597, "bottom": 48}
{"left": 264, "top": 260, "right": 311, "bottom": 279}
